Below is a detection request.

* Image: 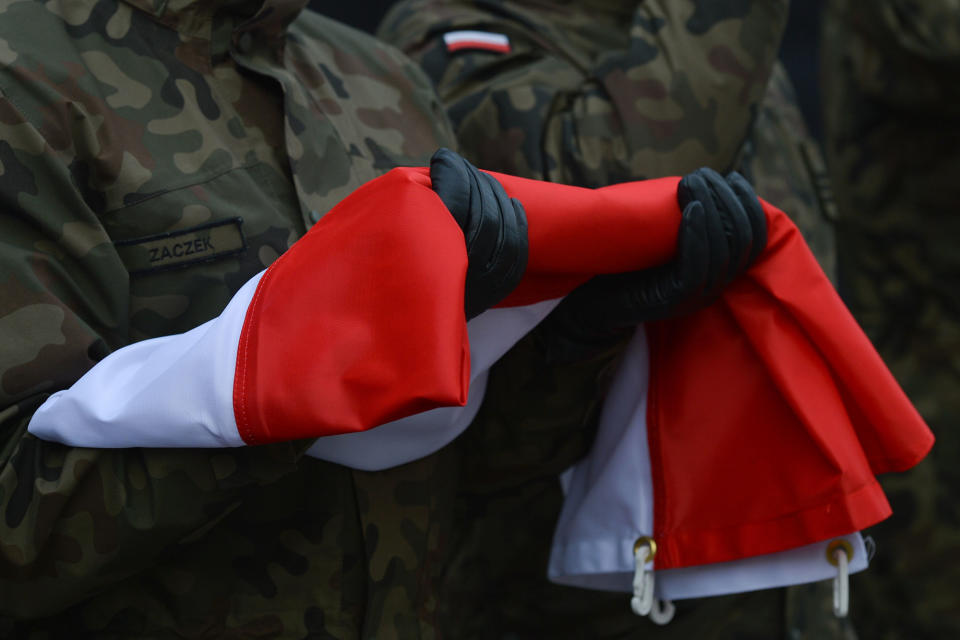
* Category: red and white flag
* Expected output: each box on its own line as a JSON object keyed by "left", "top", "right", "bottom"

{"left": 443, "top": 30, "right": 512, "bottom": 54}
{"left": 29, "top": 166, "right": 933, "bottom": 598}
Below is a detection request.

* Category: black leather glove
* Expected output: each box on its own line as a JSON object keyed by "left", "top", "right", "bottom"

{"left": 543, "top": 167, "right": 767, "bottom": 350}
{"left": 430, "top": 148, "right": 528, "bottom": 319}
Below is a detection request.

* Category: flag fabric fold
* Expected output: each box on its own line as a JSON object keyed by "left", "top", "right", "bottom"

{"left": 29, "top": 165, "right": 933, "bottom": 575}
{"left": 546, "top": 326, "right": 871, "bottom": 599}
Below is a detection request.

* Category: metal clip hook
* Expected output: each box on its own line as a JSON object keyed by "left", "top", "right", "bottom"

{"left": 631, "top": 536, "right": 657, "bottom": 616}
{"left": 649, "top": 597, "right": 676, "bottom": 625}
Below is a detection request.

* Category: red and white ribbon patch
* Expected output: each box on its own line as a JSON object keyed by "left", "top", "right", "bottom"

{"left": 443, "top": 30, "right": 511, "bottom": 53}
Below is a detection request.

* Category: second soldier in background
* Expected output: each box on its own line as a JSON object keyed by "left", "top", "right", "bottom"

{"left": 380, "top": 1, "right": 851, "bottom": 637}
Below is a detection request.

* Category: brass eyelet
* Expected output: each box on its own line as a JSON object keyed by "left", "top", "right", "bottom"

{"left": 633, "top": 536, "right": 657, "bottom": 560}
{"left": 826, "top": 539, "right": 854, "bottom": 566}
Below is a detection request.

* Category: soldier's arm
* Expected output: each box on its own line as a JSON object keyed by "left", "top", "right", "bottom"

{"left": 0, "top": 94, "right": 311, "bottom": 618}
{"left": 858, "top": 0, "right": 960, "bottom": 60}
{"left": 823, "top": 0, "right": 960, "bottom": 115}
{"left": 379, "top": 0, "right": 787, "bottom": 186}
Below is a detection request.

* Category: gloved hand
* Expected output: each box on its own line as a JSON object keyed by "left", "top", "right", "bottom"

{"left": 543, "top": 167, "right": 767, "bottom": 350}
{"left": 430, "top": 148, "right": 528, "bottom": 319}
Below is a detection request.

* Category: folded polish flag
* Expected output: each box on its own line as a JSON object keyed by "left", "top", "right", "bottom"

{"left": 29, "top": 165, "right": 933, "bottom": 583}
{"left": 547, "top": 326, "right": 870, "bottom": 602}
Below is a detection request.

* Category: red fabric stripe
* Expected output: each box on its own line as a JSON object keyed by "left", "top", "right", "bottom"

{"left": 446, "top": 40, "right": 511, "bottom": 53}
{"left": 491, "top": 174, "right": 683, "bottom": 304}
{"left": 643, "top": 202, "right": 932, "bottom": 569}
{"left": 655, "top": 479, "right": 892, "bottom": 569}
{"left": 234, "top": 168, "right": 469, "bottom": 445}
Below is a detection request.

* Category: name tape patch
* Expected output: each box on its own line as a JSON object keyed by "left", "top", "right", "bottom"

{"left": 443, "top": 30, "right": 511, "bottom": 53}
{"left": 115, "top": 217, "right": 246, "bottom": 275}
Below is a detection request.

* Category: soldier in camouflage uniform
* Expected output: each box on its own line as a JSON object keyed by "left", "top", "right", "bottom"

{"left": 380, "top": 1, "right": 857, "bottom": 638}
{"left": 0, "top": 0, "right": 465, "bottom": 636}
{"left": 821, "top": 1, "right": 960, "bottom": 638}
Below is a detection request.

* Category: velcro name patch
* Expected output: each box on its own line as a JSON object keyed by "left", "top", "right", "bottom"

{"left": 115, "top": 218, "right": 246, "bottom": 275}
{"left": 443, "top": 30, "right": 511, "bottom": 53}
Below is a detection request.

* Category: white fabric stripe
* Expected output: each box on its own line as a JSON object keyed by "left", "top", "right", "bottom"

{"left": 443, "top": 30, "right": 510, "bottom": 48}
{"left": 28, "top": 271, "right": 263, "bottom": 448}
{"left": 549, "top": 327, "right": 870, "bottom": 600}
{"left": 658, "top": 534, "right": 867, "bottom": 600}
{"left": 551, "top": 531, "right": 867, "bottom": 600}
{"left": 27, "top": 283, "right": 559, "bottom": 458}
{"left": 306, "top": 298, "right": 561, "bottom": 470}
{"left": 550, "top": 327, "right": 655, "bottom": 582}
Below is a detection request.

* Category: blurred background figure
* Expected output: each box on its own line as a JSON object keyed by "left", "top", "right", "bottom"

{"left": 821, "top": 1, "right": 960, "bottom": 638}
{"left": 375, "top": 1, "right": 852, "bottom": 637}
{"left": 316, "top": 0, "right": 958, "bottom": 635}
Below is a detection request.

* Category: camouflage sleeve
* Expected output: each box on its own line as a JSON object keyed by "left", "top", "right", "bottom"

{"left": 379, "top": 0, "right": 788, "bottom": 187}
{"left": 824, "top": 0, "right": 960, "bottom": 115}
{"left": 845, "top": 0, "right": 960, "bottom": 60}
{"left": 0, "top": 93, "right": 310, "bottom": 619}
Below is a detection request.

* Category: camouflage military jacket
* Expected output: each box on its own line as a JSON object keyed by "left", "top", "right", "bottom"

{"left": 379, "top": 0, "right": 788, "bottom": 186}
{"left": 820, "top": 2, "right": 960, "bottom": 638}
{"left": 0, "top": 0, "right": 457, "bottom": 636}
{"left": 377, "top": 3, "right": 856, "bottom": 639}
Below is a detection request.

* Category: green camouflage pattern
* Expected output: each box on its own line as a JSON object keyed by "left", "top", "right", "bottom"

{"left": 380, "top": 1, "right": 858, "bottom": 637}
{"left": 821, "top": 1, "right": 960, "bottom": 638}
{"left": 740, "top": 62, "right": 838, "bottom": 282}
{"left": 379, "top": 0, "right": 789, "bottom": 186}
{"left": 746, "top": 64, "right": 855, "bottom": 639}
{"left": 0, "top": 0, "right": 458, "bottom": 636}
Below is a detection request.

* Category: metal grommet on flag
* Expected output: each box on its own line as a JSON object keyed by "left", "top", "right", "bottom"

{"left": 826, "top": 539, "right": 854, "bottom": 618}
{"left": 631, "top": 536, "right": 657, "bottom": 616}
